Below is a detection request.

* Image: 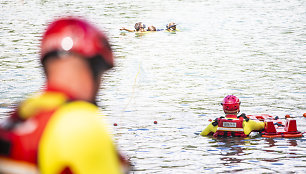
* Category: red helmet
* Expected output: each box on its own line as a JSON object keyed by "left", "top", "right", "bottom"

{"left": 41, "top": 17, "right": 113, "bottom": 69}
{"left": 221, "top": 95, "right": 241, "bottom": 114}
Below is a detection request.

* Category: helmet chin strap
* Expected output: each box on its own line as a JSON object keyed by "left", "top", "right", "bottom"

{"left": 225, "top": 109, "right": 239, "bottom": 115}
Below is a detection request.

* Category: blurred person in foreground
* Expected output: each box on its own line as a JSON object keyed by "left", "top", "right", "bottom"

{"left": 200, "top": 95, "right": 265, "bottom": 137}
{"left": 0, "top": 17, "right": 129, "bottom": 174}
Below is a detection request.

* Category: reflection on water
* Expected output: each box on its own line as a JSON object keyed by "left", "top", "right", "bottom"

{"left": 1, "top": 0, "right": 306, "bottom": 173}
{"left": 198, "top": 137, "right": 305, "bottom": 173}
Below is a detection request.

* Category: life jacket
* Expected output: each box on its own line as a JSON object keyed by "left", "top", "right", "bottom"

{"left": 0, "top": 92, "right": 68, "bottom": 173}
{"left": 0, "top": 91, "right": 124, "bottom": 174}
{"left": 213, "top": 115, "right": 247, "bottom": 137}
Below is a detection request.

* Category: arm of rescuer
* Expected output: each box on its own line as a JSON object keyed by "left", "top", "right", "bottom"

{"left": 120, "top": 27, "right": 134, "bottom": 32}
{"left": 38, "top": 101, "right": 122, "bottom": 174}
{"left": 200, "top": 119, "right": 218, "bottom": 136}
{"left": 239, "top": 113, "right": 265, "bottom": 135}
{"left": 200, "top": 116, "right": 266, "bottom": 136}
{"left": 243, "top": 119, "right": 265, "bottom": 135}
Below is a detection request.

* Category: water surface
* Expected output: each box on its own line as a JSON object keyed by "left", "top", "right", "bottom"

{"left": 0, "top": 0, "right": 305, "bottom": 173}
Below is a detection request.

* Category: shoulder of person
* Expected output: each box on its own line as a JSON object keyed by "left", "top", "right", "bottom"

{"left": 53, "top": 101, "right": 106, "bottom": 127}
{"left": 41, "top": 100, "right": 113, "bottom": 151}
{"left": 39, "top": 100, "right": 120, "bottom": 174}
{"left": 18, "top": 91, "right": 68, "bottom": 119}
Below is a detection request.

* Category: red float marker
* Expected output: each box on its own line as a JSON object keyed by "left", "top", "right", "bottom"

{"left": 303, "top": 113, "right": 306, "bottom": 118}
{"left": 154, "top": 121, "right": 157, "bottom": 124}
{"left": 113, "top": 123, "right": 118, "bottom": 126}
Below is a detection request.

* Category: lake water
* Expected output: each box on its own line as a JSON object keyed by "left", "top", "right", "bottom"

{"left": 0, "top": 0, "right": 305, "bottom": 173}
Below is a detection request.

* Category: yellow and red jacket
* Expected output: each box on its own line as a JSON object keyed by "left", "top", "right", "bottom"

{"left": 0, "top": 91, "right": 121, "bottom": 174}
{"left": 200, "top": 114, "right": 265, "bottom": 137}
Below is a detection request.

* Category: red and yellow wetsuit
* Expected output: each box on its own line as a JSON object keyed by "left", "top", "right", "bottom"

{"left": 0, "top": 91, "right": 121, "bottom": 173}
{"left": 200, "top": 114, "right": 265, "bottom": 137}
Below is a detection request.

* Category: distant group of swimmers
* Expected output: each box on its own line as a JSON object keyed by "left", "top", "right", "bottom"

{"left": 120, "top": 22, "right": 177, "bottom": 32}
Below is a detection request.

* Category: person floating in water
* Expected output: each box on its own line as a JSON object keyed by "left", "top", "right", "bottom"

{"left": 147, "top": 25, "right": 156, "bottom": 31}
{"left": 157, "top": 22, "right": 177, "bottom": 31}
{"left": 120, "top": 22, "right": 178, "bottom": 32}
{"left": 166, "top": 22, "right": 177, "bottom": 31}
{"left": 200, "top": 95, "right": 265, "bottom": 137}
{"left": 120, "top": 22, "right": 149, "bottom": 32}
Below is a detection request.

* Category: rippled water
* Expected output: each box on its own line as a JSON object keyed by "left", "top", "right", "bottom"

{"left": 1, "top": 0, "right": 306, "bottom": 173}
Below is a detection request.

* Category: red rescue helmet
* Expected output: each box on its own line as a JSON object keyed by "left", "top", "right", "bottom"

{"left": 221, "top": 95, "right": 241, "bottom": 114}
{"left": 40, "top": 17, "right": 113, "bottom": 69}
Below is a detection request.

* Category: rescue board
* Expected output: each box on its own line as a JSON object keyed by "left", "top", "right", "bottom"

{"left": 247, "top": 114, "right": 303, "bottom": 138}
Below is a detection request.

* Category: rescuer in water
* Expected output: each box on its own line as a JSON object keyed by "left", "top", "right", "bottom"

{"left": 200, "top": 95, "right": 265, "bottom": 137}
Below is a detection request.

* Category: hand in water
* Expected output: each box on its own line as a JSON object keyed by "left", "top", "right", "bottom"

{"left": 249, "top": 132, "right": 260, "bottom": 138}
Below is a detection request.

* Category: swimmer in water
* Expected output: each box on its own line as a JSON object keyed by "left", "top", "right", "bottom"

{"left": 147, "top": 25, "right": 156, "bottom": 31}
{"left": 166, "top": 22, "right": 177, "bottom": 31}
{"left": 120, "top": 22, "right": 147, "bottom": 32}
{"left": 155, "top": 22, "right": 177, "bottom": 31}
{"left": 120, "top": 22, "right": 177, "bottom": 32}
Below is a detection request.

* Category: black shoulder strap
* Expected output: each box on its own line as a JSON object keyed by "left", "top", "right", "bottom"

{"left": 238, "top": 113, "right": 249, "bottom": 122}
{"left": 0, "top": 139, "right": 11, "bottom": 155}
